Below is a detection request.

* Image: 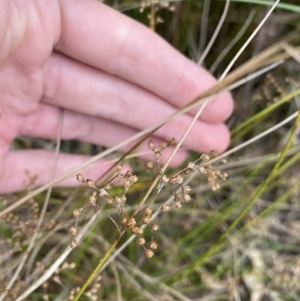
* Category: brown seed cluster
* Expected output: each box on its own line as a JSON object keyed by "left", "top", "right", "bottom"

{"left": 40, "top": 261, "right": 77, "bottom": 301}
{"left": 147, "top": 140, "right": 228, "bottom": 220}
{"left": 2, "top": 197, "right": 39, "bottom": 238}
{"left": 146, "top": 140, "right": 228, "bottom": 256}
{"left": 0, "top": 289, "right": 9, "bottom": 296}
{"left": 139, "top": 0, "right": 175, "bottom": 30}
{"left": 71, "top": 167, "right": 160, "bottom": 258}
{"left": 160, "top": 150, "right": 228, "bottom": 192}
{"left": 54, "top": 266, "right": 101, "bottom": 301}
{"left": 252, "top": 72, "right": 300, "bottom": 105}
{"left": 147, "top": 138, "right": 176, "bottom": 181}
{"left": 64, "top": 287, "right": 80, "bottom": 301}
{"left": 272, "top": 255, "right": 300, "bottom": 291}
{"left": 188, "top": 151, "right": 228, "bottom": 191}
{"left": 158, "top": 184, "right": 192, "bottom": 213}
{"left": 83, "top": 275, "right": 102, "bottom": 301}
{"left": 70, "top": 169, "right": 138, "bottom": 248}
{"left": 69, "top": 140, "right": 228, "bottom": 260}
{"left": 123, "top": 207, "right": 160, "bottom": 258}
{"left": 147, "top": 139, "right": 227, "bottom": 196}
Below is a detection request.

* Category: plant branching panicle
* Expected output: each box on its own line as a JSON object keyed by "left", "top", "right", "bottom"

{"left": 69, "top": 168, "right": 138, "bottom": 248}
{"left": 147, "top": 139, "right": 228, "bottom": 195}
{"left": 70, "top": 138, "right": 228, "bottom": 264}
{"left": 139, "top": 0, "right": 175, "bottom": 31}
{"left": 3, "top": 2, "right": 300, "bottom": 300}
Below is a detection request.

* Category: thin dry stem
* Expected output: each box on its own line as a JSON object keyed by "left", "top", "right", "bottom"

{"left": 198, "top": 0, "right": 230, "bottom": 65}
{"left": 0, "top": 109, "right": 64, "bottom": 301}
{"left": 220, "top": 0, "right": 280, "bottom": 80}
{"left": 14, "top": 214, "right": 99, "bottom": 301}
{"left": 209, "top": 9, "right": 255, "bottom": 73}
{"left": 2, "top": 36, "right": 295, "bottom": 219}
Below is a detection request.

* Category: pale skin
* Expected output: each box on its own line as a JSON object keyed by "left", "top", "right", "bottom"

{"left": 0, "top": 0, "right": 233, "bottom": 193}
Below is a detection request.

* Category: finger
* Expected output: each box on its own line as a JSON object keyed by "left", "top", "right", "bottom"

{"left": 55, "top": 0, "right": 233, "bottom": 122}
{"left": 43, "top": 53, "right": 230, "bottom": 153}
{"left": 0, "top": 150, "right": 129, "bottom": 194}
{"left": 19, "top": 103, "right": 187, "bottom": 165}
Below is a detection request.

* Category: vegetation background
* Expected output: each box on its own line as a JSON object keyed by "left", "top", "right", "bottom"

{"left": 1, "top": 0, "right": 300, "bottom": 300}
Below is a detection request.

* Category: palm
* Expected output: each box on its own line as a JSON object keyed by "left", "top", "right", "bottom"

{"left": 1, "top": 8, "right": 54, "bottom": 126}
{"left": 0, "top": 0, "right": 233, "bottom": 193}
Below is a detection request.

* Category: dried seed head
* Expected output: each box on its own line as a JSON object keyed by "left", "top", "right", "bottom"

{"left": 148, "top": 140, "right": 154, "bottom": 150}
{"left": 61, "top": 262, "right": 71, "bottom": 270}
{"left": 169, "top": 138, "right": 176, "bottom": 145}
{"left": 184, "top": 194, "right": 191, "bottom": 203}
{"left": 175, "top": 176, "right": 183, "bottom": 184}
{"left": 115, "top": 196, "right": 122, "bottom": 204}
{"left": 161, "top": 175, "right": 169, "bottom": 185}
{"left": 69, "top": 226, "right": 77, "bottom": 236}
{"left": 44, "top": 219, "right": 55, "bottom": 230}
{"left": 142, "top": 217, "right": 150, "bottom": 224}
{"left": 155, "top": 16, "right": 164, "bottom": 23}
{"left": 174, "top": 201, "right": 183, "bottom": 208}
{"left": 1, "top": 290, "right": 9, "bottom": 296}
{"left": 198, "top": 166, "right": 207, "bottom": 174}
{"left": 154, "top": 152, "right": 161, "bottom": 161}
{"left": 127, "top": 218, "right": 137, "bottom": 228}
{"left": 222, "top": 172, "right": 228, "bottom": 180}
{"left": 121, "top": 218, "right": 128, "bottom": 226}
{"left": 168, "top": 177, "right": 176, "bottom": 184}
{"left": 212, "top": 183, "right": 220, "bottom": 191}
{"left": 188, "top": 162, "right": 196, "bottom": 170}
{"left": 99, "top": 189, "right": 108, "bottom": 197}
{"left": 89, "top": 194, "right": 97, "bottom": 206}
{"left": 200, "top": 153, "right": 210, "bottom": 161}
{"left": 144, "top": 248, "right": 154, "bottom": 258}
{"left": 106, "top": 197, "right": 114, "bottom": 205}
{"left": 116, "top": 172, "right": 124, "bottom": 180}
{"left": 131, "top": 226, "right": 143, "bottom": 235}
{"left": 151, "top": 224, "right": 159, "bottom": 231}
{"left": 161, "top": 204, "right": 170, "bottom": 211}
{"left": 209, "top": 150, "right": 218, "bottom": 158}
{"left": 172, "top": 190, "right": 181, "bottom": 198}
{"left": 184, "top": 186, "right": 192, "bottom": 193}
{"left": 153, "top": 146, "right": 159, "bottom": 154}
{"left": 70, "top": 238, "right": 77, "bottom": 248}
{"left": 73, "top": 208, "right": 82, "bottom": 218}
{"left": 125, "top": 170, "right": 133, "bottom": 177}
{"left": 124, "top": 179, "right": 132, "bottom": 189}
{"left": 131, "top": 226, "right": 139, "bottom": 234}
{"left": 76, "top": 174, "right": 84, "bottom": 182}
{"left": 121, "top": 206, "right": 127, "bottom": 214}
{"left": 138, "top": 237, "right": 146, "bottom": 245}
{"left": 149, "top": 241, "right": 158, "bottom": 250}
{"left": 160, "top": 141, "right": 168, "bottom": 150}
{"left": 184, "top": 169, "right": 191, "bottom": 174}
{"left": 144, "top": 207, "right": 152, "bottom": 216}
{"left": 86, "top": 179, "right": 94, "bottom": 187}
{"left": 156, "top": 17, "right": 164, "bottom": 25}
{"left": 147, "top": 161, "right": 154, "bottom": 169}
{"left": 104, "top": 184, "right": 112, "bottom": 190}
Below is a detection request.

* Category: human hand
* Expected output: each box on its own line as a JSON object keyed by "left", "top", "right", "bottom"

{"left": 0, "top": 0, "right": 233, "bottom": 193}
